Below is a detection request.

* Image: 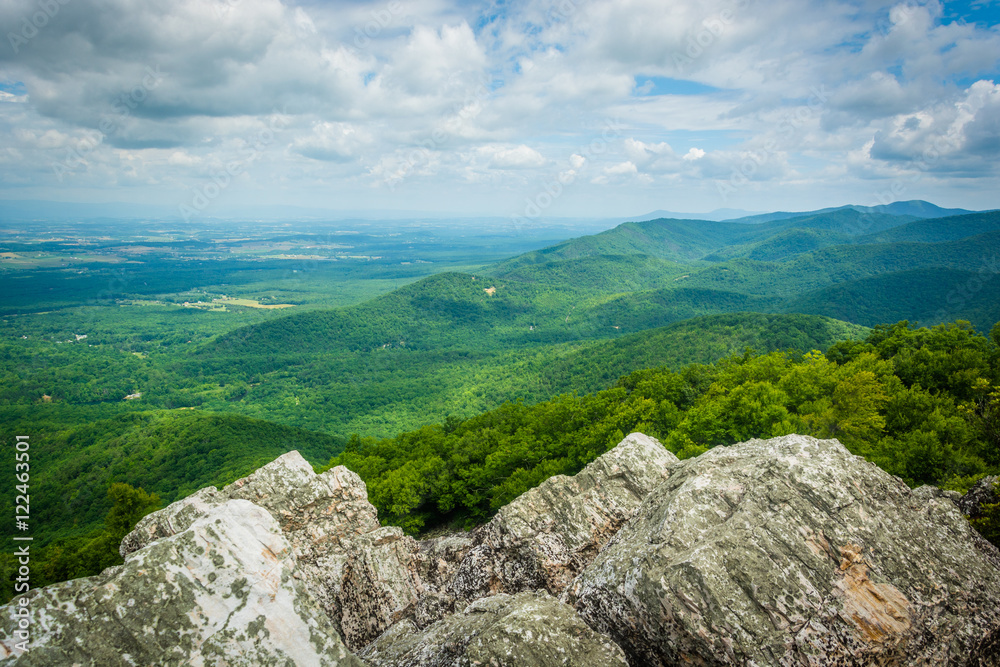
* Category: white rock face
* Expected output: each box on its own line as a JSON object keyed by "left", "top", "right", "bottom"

{"left": 121, "top": 450, "right": 420, "bottom": 651}
{"left": 0, "top": 500, "right": 363, "bottom": 666}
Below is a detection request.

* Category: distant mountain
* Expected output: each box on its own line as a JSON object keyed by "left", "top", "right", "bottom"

{"left": 491, "top": 208, "right": 915, "bottom": 270}
{"left": 784, "top": 267, "right": 1000, "bottom": 329}
{"left": 175, "top": 204, "right": 1000, "bottom": 436}
{"left": 622, "top": 208, "right": 762, "bottom": 222}
{"left": 856, "top": 210, "right": 1000, "bottom": 244}
{"left": 732, "top": 200, "right": 977, "bottom": 224}
{"left": 531, "top": 312, "right": 869, "bottom": 393}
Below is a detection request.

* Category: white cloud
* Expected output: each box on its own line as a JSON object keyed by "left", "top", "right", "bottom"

{"left": 0, "top": 0, "right": 997, "bottom": 214}
{"left": 869, "top": 80, "right": 1000, "bottom": 174}
{"left": 486, "top": 145, "right": 547, "bottom": 169}
{"left": 292, "top": 122, "right": 371, "bottom": 162}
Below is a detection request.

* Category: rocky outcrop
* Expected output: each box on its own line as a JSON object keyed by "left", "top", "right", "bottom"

{"left": 959, "top": 475, "right": 1000, "bottom": 518}
{"left": 121, "top": 450, "right": 421, "bottom": 651}
{"left": 359, "top": 592, "right": 628, "bottom": 667}
{"left": 565, "top": 434, "right": 1000, "bottom": 666}
{"left": 0, "top": 499, "right": 363, "bottom": 666}
{"left": 122, "top": 451, "right": 382, "bottom": 557}
{"left": 452, "top": 433, "right": 677, "bottom": 600}
{"left": 4, "top": 433, "right": 1000, "bottom": 666}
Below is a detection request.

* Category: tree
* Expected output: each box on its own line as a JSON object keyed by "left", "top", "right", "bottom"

{"left": 105, "top": 483, "right": 161, "bottom": 541}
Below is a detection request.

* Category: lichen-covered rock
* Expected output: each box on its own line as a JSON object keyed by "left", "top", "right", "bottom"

{"left": 122, "top": 451, "right": 380, "bottom": 560}
{"left": 359, "top": 591, "right": 628, "bottom": 667}
{"left": 417, "top": 534, "right": 474, "bottom": 593}
{"left": 452, "top": 433, "right": 677, "bottom": 600}
{"left": 0, "top": 500, "right": 363, "bottom": 666}
{"left": 565, "top": 434, "right": 1000, "bottom": 666}
{"left": 959, "top": 475, "right": 1000, "bottom": 518}
{"left": 118, "top": 485, "right": 224, "bottom": 557}
{"left": 121, "top": 450, "right": 420, "bottom": 651}
{"left": 335, "top": 526, "right": 424, "bottom": 648}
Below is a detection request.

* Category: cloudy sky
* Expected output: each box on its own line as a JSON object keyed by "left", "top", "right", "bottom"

{"left": 1, "top": 0, "right": 999, "bottom": 220}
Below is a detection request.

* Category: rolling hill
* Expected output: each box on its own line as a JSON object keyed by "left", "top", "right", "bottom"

{"left": 181, "top": 203, "right": 998, "bottom": 435}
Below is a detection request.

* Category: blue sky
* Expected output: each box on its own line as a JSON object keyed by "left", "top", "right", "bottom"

{"left": 0, "top": 0, "right": 998, "bottom": 220}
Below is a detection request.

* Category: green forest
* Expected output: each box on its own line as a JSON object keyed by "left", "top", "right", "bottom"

{"left": 328, "top": 320, "right": 1000, "bottom": 534}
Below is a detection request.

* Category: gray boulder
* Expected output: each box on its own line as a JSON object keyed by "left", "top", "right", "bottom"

{"left": 359, "top": 591, "right": 628, "bottom": 667}
{"left": 959, "top": 475, "right": 1000, "bottom": 518}
{"left": 121, "top": 451, "right": 381, "bottom": 559}
{"left": 565, "top": 434, "right": 1000, "bottom": 666}
{"left": 0, "top": 499, "right": 363, "bottom": 666}
{"left": 121, "top": 450, "right": 421, "bottom": 651}
{"left": 451, "top": 433, "right": 677, "bottom": 600}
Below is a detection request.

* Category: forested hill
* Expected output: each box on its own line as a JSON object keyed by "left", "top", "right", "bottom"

{"left": 329, "top": 320, "right": 1000, "bottom": 535}
{"left": 729, "top": 199, "right": 974, "bottom": 224}
{"left": 206, "top": 209, "right": 1000, "bottom": 361}
{"left": 491, "top": 209, "right": 1000, "bottom": 271}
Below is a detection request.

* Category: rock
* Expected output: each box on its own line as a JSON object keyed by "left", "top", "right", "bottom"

{"left": 122, "top": 451, "right": 380, "bottom": 559}
{"left": 911, "top": 484, "right": 962, "bottom": 505}
{"left": 565, "top": 434, "right": 1000, "bottom": 666}
{"left": 120, "top": 450, "right": 419, "bottom": 651}
{"left": 336, "top": 526, "right": 424, "bottom": 649}
{"left": 452, "top": 433, "right": 677, "bottom": 600}
{"left": 118, "top": 485, "right": 224, "bottom": 557}
{"left": 959, "top": 475, "right": 1000, "bottom": 518}
{"left": 416, "top": 534, "right": 473, "bottom": 594}
{"left": 359, "top": 591, "right": 628, "bottom": 667}
{"left": 406, "top": 534, "right": 475, "bottom": 628}
{"left": 0, "top": 500, "right": 363, "bottom": 666}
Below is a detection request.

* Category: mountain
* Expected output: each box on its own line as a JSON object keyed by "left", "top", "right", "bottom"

{"left": 730, "top": 200, "right": 978, "bottom": 224}
{"left": 184, "top": 205, "right": 1000, "bottom": 436}
{"left": 857, "top": 210, "right": 1000, "bottom": 244}
{"left": 621, "top": 207, "right": 762, "bottom": 222}
{"left": 785, "top": 267, "right": 1000, "bottom": 329}
{"left": 528, "top": 313, "right": 868, "bottom": 394}
{"left": 490, "top": 208, "right": 919, "bottom": 270}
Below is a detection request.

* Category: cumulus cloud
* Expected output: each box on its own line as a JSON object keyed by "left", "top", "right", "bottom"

{"left": 293, "top": 122, "right": 371, "bottom": 162}
{"left": 870, "top": 80, "right": 1000, "bottom": 174}
{"left": 0, "top": 0, "right": 997, "bottom": 213}
{"left": 487, "top": 145, "right": 547, "bottom": 169}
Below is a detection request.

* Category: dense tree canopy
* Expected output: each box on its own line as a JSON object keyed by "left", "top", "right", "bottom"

{"left": 328, "top": 320, "right": 1000, "bottom": 537}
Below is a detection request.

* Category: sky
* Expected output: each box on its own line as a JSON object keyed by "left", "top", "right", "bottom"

{"left": 1, "top": 0, "right": 999, "bottom": 221}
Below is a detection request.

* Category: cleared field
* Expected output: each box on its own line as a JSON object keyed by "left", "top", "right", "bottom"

{"left": 215, "top": 297, "right": 296, "bottom": 309}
